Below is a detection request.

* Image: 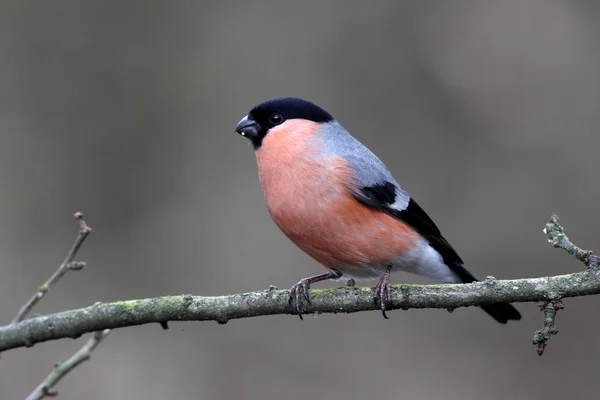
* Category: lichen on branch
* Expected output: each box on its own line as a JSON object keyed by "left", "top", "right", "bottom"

{"left": 1, "top": 215, "right": 597, "bottom": 358}
{"left": 2, "top": 271, "right": 600, "bottom": 353}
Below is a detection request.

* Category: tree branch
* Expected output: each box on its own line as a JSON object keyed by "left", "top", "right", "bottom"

{"left": 12, "top": 212, "right": 92, "bottom": 323}
{"left": 25, "top": 329, "right": 110, "bottom": 400}
{"left": 528, "top": 214, "right": 600, "bottom": 355}
{"left": 10, "top": 212, "right": 103, "bottom": 399}
{"left": 1, "top": 214, "right": 596, "bottom": 356}
{"left": 1, "top": 271, "right": 599, "bottom": 353}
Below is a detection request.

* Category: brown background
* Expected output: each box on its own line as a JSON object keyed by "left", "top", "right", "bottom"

{"left": 1, "top": 1, "right": 599, "bottom": 399}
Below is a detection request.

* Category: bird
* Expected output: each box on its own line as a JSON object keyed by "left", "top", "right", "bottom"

{"left": 235, "top": 97, "right": 521, "bottom": 323}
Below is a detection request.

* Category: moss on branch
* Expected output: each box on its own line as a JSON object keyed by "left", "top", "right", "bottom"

{"left": 2, "top": 269, "right": 600, "bottom": 352}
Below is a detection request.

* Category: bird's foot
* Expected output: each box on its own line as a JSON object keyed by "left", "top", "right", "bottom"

{"left": 373, "top": 265, "right": 393, "bottom": 319}
{"left": 288, "top": 270, "right": 341, "bottom": 320}
{"left": 289, "top": 278, "right": 312, "bottom": 320}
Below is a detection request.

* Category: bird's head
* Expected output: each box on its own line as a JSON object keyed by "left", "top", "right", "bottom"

{"left": 235, "top": 97, "right": 334, "bottom": 149}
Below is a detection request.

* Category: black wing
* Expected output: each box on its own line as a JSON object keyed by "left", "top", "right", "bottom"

{"left": 354, "top": 182, "right": 522, "bottom": 323}
{"left": 354, "top": 182, "right": 473, "bottom": 281}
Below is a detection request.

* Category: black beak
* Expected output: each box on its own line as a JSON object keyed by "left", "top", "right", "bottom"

{"left": 235, "top": 115, "right": 259, "bottom": 138}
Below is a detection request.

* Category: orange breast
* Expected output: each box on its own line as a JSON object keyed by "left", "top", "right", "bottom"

{"left": 255, "top": 120, "right": 420, "bottom": 268}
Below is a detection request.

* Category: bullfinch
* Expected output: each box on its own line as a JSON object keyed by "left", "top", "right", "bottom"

{"left": 235, "top": 97, "right": 521, "bottom": 323}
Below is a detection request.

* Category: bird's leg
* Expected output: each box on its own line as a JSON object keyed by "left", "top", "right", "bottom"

{"left": 289, "top": 269, "right": 341, "bottom": 320}
{"left": 373, "top": 264, "right": 393, "bottom": 319}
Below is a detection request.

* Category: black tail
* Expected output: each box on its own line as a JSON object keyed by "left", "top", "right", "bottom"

{"left": 480, "top": 303, "right": 522, "bottom": 324}
{"left": 451, "top": 263, "right": 521, "bottom": 324}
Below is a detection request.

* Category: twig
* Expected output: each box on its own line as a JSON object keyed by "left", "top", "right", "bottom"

{"left": 12, "top": 212, "right": 98, "bottom": 399}
{"left": 530, "top": 214, "right": 597, "bottom": 355}
{"left": 544, "top": 214, "right": 600, "bottom": 269}
{"left": 12, "top": 212, "right": 92, "bottom": 323}
{"left": 532, "top": 300, "right": 564, "bottom": 356}
{"left": 25, "top": 329, "right": 110, "bottom": 400}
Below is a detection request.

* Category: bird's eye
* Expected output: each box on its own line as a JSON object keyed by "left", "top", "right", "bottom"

{"left": 269, "top": 113, "right": 283, "bottom": 125}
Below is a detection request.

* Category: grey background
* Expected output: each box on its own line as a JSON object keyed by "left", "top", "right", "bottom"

{"left": 1, "top": 1, "right": 599, "bottom": 399}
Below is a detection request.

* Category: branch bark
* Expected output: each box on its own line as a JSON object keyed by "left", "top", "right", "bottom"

{"left": 1, "top": 269, "right": 599, "bottom": 353}
{"left": 1, "top": 215, "right": 596, "bottom": 356}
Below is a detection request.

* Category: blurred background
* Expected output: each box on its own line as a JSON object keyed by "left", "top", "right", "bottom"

{"left": 1, "top": 1, "right": 599, "bottom": 399}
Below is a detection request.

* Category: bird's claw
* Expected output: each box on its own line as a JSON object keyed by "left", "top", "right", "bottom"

{"left": 289, "top": 279, "right": 311, "bottom": 320}
{"left": 373, "top": 267, "right": 393, "bottom": 319}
